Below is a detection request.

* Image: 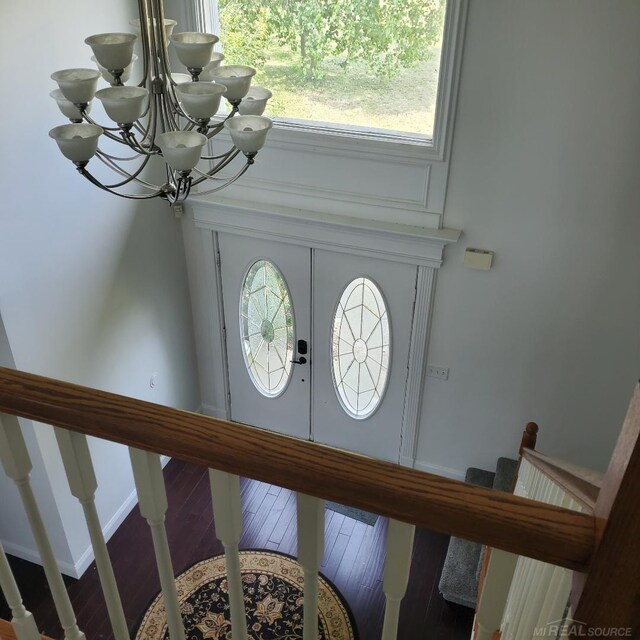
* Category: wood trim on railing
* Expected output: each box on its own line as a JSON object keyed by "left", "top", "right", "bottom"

{"left": 572, "top": 382, "right": 640, "bottom": 633}
{"left": 0, "top": 619, "right": 53, "bottom": 640}
{"left": 0, "top": 367, "right": 595, "bottom": 572}
{"left": 521, "top": 449, "right": 602, "bottom": 513}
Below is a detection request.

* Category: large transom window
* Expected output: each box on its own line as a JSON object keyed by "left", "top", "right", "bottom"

{"left": 218, "top": 0, "right": 447, "bottom": 138}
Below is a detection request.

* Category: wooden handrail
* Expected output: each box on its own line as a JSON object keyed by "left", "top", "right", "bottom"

{"left": 0, "top": 367, "right": 596, "bottom": 571}
{"left": 521, "top": 449, "right": 603, "bottom": 512}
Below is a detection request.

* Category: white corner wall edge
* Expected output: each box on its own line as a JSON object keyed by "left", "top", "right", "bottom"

{"left": 0, "top": 540, "right": 80, "bottom": 578}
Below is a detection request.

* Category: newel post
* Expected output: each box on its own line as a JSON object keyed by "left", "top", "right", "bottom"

{"left": 571, "top": 383, "right": 640, "bottom": 635}
{"left": 519, "top": 422, "right": 538, "bottom": 455}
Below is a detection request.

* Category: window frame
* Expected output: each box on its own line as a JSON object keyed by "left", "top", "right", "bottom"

{"left": 189, "top": 0, "right": 469, "bottom": 163}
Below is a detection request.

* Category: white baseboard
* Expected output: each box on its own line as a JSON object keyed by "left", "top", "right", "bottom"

{"left": 3, "top": 411, "right": 192, "bottom": 579}
{"left": 413, "top": 459, "right": 466, "bottom": 481}
{"left": 72, "top": 485, "right": 140, "bottom": 577}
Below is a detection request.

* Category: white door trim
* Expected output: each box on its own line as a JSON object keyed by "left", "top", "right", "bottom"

{"left": 184, "top": 200, "right": 459, "bottom": 466}
{"left": 399, "top": 266, "right": 438, "bottom": 468}
{"left": 189, "top": 197, "right": 460, "bottom": 268}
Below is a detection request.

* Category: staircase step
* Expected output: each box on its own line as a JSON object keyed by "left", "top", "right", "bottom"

{"left": 465, "top": 467, "right": 496, "bottom": 488}
{"left": 438, "top": 466, "right": 495, "bottom": 609}
{"left": 493, "top": 457, "right": 518, "bottom": 493}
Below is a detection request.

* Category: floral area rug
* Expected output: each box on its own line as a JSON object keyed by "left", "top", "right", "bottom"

{"left": 134, "top": 550, "right": 357, "bottom": 640}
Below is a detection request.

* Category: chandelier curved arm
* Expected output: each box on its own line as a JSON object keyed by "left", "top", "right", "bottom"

{"left": 77, "top": 165, "right": 166, "bottom": 200}
{"left": 132, "top": 100, "right": 158, "bottom": 148}
{"left": 81, "top": 111, "right": 157, "bottom": 153}
{"left": 201, "top": 148, "right": 242, "bottom": 177}
{"left": 96, "top": 148, "right": 149, "bottom": 162}
{"left": 121, "top": 129, "right": 161, "bottom": 156}
{"left": 136, "top": 0, "right": 151, "bottom": 89}
{"left": 203, "top": 108, "right": 240, "bottom": 139}
{"left": 96, "top": 152, "right": 164, "bottom": 189}
{"left": 94, "top": 150, "right": 155, "bottom": 189}
{"left": 191, "top": 149, "right": 248, "bottom": 186}
{"left": 199, "top": 145, "right": 239, "bottom": 162}
{"left": 81, "top": 112, "right": 129, "bottom": 136}
{"left": 159, "top": 84, "right": 184, "bottom": 132}
{"left": 191, "top": 158, "right": 254, "bottom": 194}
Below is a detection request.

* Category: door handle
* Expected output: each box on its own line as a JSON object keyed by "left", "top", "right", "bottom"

{"left": 291, "top": 357, "right": 307, "bottom": 365}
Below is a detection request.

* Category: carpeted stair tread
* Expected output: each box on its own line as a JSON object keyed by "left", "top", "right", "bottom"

{"left": 439, "top": 460, "right": 518, "bottom": 609}
{"left": 474, "top": 457, "right": 519, "bottom": 584}
{"left": 438, "top": 467, "right": 495, "bottom": 609}
{"left": 464, "top": 467, "right": 496, "bottom": 488}
{"left": 493, "top": 457, "right": 518, "bottom": 493}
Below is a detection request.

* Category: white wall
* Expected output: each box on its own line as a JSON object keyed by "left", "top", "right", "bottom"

{"left": 416, "top": 0, "right": 640, "bottom": 476}
{"left": 0, "top": 0, "right": 200, "bottom": 576}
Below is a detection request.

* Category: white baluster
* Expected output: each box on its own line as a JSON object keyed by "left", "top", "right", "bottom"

{"left": 0, "top": 541, "right": 40, "bottom": 640}
{"left": 381, "top": 519, "right": 415, "bottom": 640}
{"left": 474, "top": 548, "right": 518, "bottom": 640}
{"left": 516, "top": 558, "right": 548, "bottom": 638}
{"left": 209, "top": 470, "right": 247, "bottom": 640}
{"left": 54, "top": 428, "right": 129, "bottom": 640}
{"left": 534, "top": 493, "right": 582, "bottom": 630}
{"left": 512, "top": 480, "right": 561, "bottom": 639}
{"left": 0, "top": 413, "right": 85, "bottom": 640}
{"left": 537, "top": 565, "right": 571, "bottom": 631}
{"left": 296, "top": 493, "right": 325, "bottom": 640}
{"left": 129, "top": 448, "right": 185, "bottom": 640}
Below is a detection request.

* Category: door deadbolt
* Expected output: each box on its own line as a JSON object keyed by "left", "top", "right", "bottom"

{"left": 292, "top": 339, "right": 308, "bottom": 364}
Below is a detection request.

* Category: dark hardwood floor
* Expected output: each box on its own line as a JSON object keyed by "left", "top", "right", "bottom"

{"left": 1, "top": 459, "right": 473, "bottom": 639}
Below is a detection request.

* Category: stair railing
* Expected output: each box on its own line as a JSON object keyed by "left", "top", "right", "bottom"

{"left": 473, "top": 406, "right": 639, "bottom": 640}
{"left": 479, "top": 453, "right": 601, "bottom": 640}
{"left": 0, "top": 366, "right": 637, "bottom": 640}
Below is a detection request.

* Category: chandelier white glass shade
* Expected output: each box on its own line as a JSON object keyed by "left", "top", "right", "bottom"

{"left": 48, "top": 0, "right": 273, "bottom": 204}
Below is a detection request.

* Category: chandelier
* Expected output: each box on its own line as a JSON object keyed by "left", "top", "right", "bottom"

{"left": 48, "top": 0, "right": 273, "bottom": 204}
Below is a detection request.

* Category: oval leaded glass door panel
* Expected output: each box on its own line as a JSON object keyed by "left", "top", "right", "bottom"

{"left": 331, "top": 276, "right": 391, "bottom": 419}
{"left": 240, "top": 259, "right": 294, "bottom": 397}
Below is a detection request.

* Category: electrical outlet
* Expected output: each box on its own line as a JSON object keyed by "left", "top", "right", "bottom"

{"left": 427, "top": 365, "right": 449, "bottom": 380}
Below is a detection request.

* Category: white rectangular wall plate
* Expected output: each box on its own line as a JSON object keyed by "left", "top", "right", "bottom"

{"left": 427, "top": 365, "right": 449, "bottom": 380}
{"left": 463, "top": 248, "right": 493, "bottom": 270}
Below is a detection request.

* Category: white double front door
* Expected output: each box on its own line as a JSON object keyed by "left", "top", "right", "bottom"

{"left": 219, "top": 233, "right": 417, "bottom": 463}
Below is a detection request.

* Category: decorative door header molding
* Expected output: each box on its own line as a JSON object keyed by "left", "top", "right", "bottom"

{"left": 189, "top": 196, "right": 461, "bottom": 268}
